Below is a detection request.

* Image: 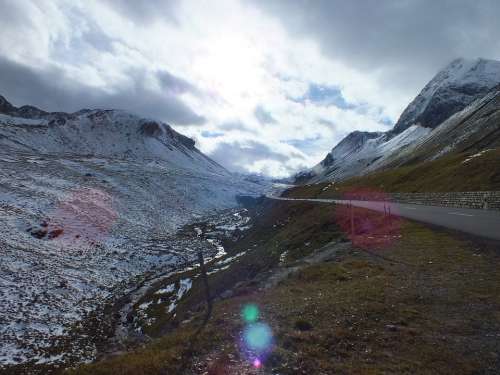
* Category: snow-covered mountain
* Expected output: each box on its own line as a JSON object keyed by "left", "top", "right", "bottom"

{"left": 0, "top": 95, "right": 224, "bottom": 174}
{"left": 393, "top": 58, "right": 500, "bottom": 133}
{"left": 0, "top": 96, "right": 265, "bottom": 367}
{"left": 297, "top": 58, "right": 500, "bottom": 183}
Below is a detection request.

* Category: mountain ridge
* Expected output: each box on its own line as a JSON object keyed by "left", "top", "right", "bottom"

{"left": 392, "top": 57, "right": 500, "bottom": 134}
{"left": 0, "top": 94, "right": 227, "bottom": 174}
{"left": 296, "top": 57, "right": 500, "bottom": 184}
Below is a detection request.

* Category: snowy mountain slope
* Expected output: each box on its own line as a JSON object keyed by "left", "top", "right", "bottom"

{"left": 380, "top": 86, "right": 500, "bottom": 168}
{"left": 297, "top": 58, "right": 500, "bottom": 183}
{"left": 393, "top": 58, "right": 500, "bottom": 133}
{"left": 0, "top": 97, "right": 225, "bottom": 175}
{"left": 296, "top": 125, "right": 430, "bottom": 183}
{"left": 0, "top": 96, "right": 266, "bottom": 367}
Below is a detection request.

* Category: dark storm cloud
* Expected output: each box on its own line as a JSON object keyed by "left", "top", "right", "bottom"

{"left": 254, "top": 105, "right": 277, "bottom": 124}
{"left": 254, "top": 0, "right": 500, "bottom": 93}
{"left": 0, "top": 57, "right": 205, "bottom": 126}
{"left": 209, "top": 140, "right": 303, "bottom": 174}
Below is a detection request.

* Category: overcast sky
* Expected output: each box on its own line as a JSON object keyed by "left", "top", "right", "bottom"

{"left": 1, "top": 0, "right": 500, "bottom": 177}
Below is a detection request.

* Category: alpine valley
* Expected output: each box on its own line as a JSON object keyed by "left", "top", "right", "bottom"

{"left": 0, "top": 97, "right": 266, "bottom": 369}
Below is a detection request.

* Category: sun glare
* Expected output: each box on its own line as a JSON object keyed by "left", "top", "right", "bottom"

{"left": 194, "top": 35, "right": 265, "bottom": 112}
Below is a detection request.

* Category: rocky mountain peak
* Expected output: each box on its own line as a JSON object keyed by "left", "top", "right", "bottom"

{"left": 392, "top": 57, "right": 500, "bottom": 133}
{"left": 0, "top": 95, "right": 15, "bottom": 114}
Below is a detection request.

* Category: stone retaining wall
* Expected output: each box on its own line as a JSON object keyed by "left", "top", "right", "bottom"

{"left": 343, "top": 191, "right": 500, "bottom": 211}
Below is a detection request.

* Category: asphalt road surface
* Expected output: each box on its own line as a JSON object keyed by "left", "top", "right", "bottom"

{"left": 268, "top": 196, "right": 500, "bottom": 241}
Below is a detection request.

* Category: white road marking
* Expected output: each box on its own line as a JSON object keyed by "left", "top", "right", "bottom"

{"left": 448, "top": 212, "right": 474, "bottom": 217}
{"left": 402, "top": 207, "right": 417, "bottom": 210}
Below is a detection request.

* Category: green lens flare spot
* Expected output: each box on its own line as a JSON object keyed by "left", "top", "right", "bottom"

{"left": 241, "top": 304, "right": 260, "bottom": 323}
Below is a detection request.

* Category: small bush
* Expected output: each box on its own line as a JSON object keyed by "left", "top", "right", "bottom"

{"left": 294, "top": 319, "right": 313, "bottom": 331}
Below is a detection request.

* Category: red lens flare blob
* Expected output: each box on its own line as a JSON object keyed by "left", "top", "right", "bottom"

{"left": 47, "top": 187, "right": 118, "bottom": 252}
{"left": 253, "top": 358, "right": 262, "bottom": 368}
{"left": 334, "top": 187, "right": 402, "bottom": 249}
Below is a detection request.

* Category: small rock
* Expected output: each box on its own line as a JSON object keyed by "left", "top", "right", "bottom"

{"left": 385, "top": 324, "right": 399, "bottom": 332}
{"left": 48, "top": 228, "right": 64, "bottom": 239}
{"left": 31, "top": 228, "right": 47, "bottom": 239}
{"left": 295, "top": 319, "right": 313, "bottom": 331}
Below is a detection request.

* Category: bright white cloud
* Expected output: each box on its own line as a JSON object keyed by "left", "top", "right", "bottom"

{"left": 3, "top": 0, "right": 495, "bottom": 177}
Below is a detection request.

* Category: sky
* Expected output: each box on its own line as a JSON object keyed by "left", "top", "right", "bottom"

{"left": 1, "top": 0, "right": 500, "bottom": 177}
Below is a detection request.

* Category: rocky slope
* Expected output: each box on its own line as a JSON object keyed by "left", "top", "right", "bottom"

{"left": 297, "top": 58, "right": 500, "bottom": 184}
{"left": 0, "top": 95, "right": 265, "bottom": 368}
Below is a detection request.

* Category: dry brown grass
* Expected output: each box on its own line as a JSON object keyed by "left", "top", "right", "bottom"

{"left": 69, "top": 202, "right": 500, "bottom": 374}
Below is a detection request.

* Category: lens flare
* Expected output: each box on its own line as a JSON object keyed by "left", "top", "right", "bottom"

{"left": 241, "top": 304, "right": 259, "bottom": 323}
{"left": 334, "top": 187, "right": 402, "bottom": 249}
{"left": 253, "top": 358, "right": 262, "bottom": 368}
{"left": 244, "top": 322, "right": 273, "bottom": 352}
{"left": 49, "top": 187, "right": 117, "bottom": 252}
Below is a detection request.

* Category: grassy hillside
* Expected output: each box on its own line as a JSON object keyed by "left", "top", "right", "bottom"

{"left": 285, "top": 148, "right": 500, "bottom": 199}
{"left": 66, "top": 200, "right": 500, "bottom": 374}
{"left": 61, "top": 199, "right": 341, "bottom": 375}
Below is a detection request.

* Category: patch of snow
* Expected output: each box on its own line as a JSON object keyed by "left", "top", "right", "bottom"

{"left": 207, "top": 264, "right": 231, "bottom": 275}
{"left": 216, "top": 251, "right": 247, "bottom": 266}
{"left": 462, "top": 149, "right": 493, "bottom": 164}
{"left": 176, "top": 278, "right": 192, "bottom": 300}
{"left": 279, "top": 250, "right": 289, "bottom": 265}
{"left": 138, "top": 301, "right": 153, "bottom": 310}
{"left": 155, "top": 284, "right": 176, "bottom": 295}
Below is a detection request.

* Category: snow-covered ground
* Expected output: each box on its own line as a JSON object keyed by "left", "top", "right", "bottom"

{"left": 125, "top": 207, "right": 255, "bottom": 337}
{"left": 0, "top": 99, "right": 267, "bottom": 368}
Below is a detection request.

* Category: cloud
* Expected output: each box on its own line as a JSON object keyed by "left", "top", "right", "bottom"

{"left": 218, "top": 120, "right": 256, "bottom": 133}
{"left": 209, "top": 139, "right": 306, "bottom": 177}
{"left": 254, "top": 0, "right": 500, "bottom": 96}
{"left": 102, "top": 0, "right": 180, "bottom": 25}
{"left": 0, "top": 56, "right": 206, "bottom": 125}
{"left": 254, "top": 105, "right": 277, "bottom": 124}
{"left": 156, "top": 70, "right": 202, "bottom": 96}
{"left": 1, "top": 0, "right": 498, "bottom": 177}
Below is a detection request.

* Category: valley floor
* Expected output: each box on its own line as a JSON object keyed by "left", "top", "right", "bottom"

{"left": 65, "top": 199, "right": 500, "bottom": 375}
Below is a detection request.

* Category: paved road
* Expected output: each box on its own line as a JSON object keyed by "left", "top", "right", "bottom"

{"left": 268, "top": 195, "right": 500, "bottom": 241}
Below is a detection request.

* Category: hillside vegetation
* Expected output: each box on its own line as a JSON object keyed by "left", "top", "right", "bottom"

{"left": 285, "top": 148, "right": 500, "bottom": 199}
{"left": 66, "top": 200, "right": 500, "bottom": 374}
